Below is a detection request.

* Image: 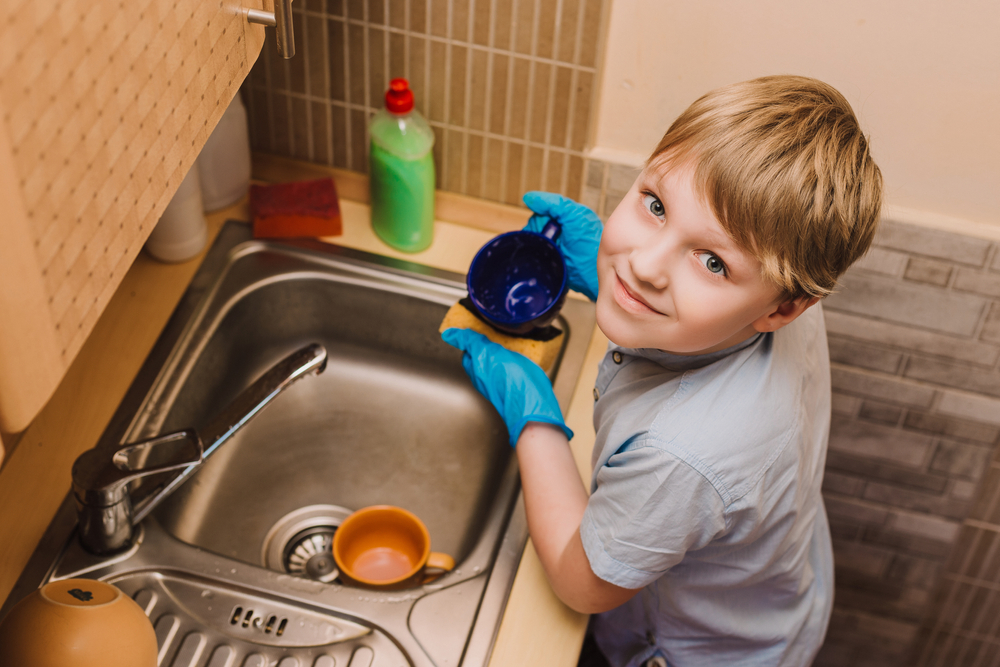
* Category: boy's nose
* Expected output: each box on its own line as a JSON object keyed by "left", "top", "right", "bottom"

{"left": 629, "top": 242, "right": 671, "bottom": 290}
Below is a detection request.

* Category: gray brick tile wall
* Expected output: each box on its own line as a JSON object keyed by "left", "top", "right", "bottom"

{"left": 936, "top": 390, "right": 1000, "bottom": 427}
{"left": 968, "top": 465, "right": 1000, "bottom": 522}
{"left": 828, "top": 415, "right": 935, "bottom": 467}
{"left": 863, "top": 480, "right": 970, "bottom": 520}
{"left": 950, "top": 479, "right": 977, "bottom": 502}
{"left": 825, "top": 493, "right": 892, "bottom": 526}
{"left": 953, "top": 266, "right": 1000, "bottom": 298}
{"left": 829, "top": 607, "right": 921, "bottom": 646}
{"left": 823, "top": 469, "right": 866, "bottom": 495}
{"left": 834, "top": 539, "right": 894, "bottom": 577}
{"left": 888, "top": 508, "right": 962, "bottom": 544}
{"left": 904, "top": 410, "right": 1000, "bottom": 444}
{"left": 905, "top": 256, "right": 954, "bottom": 287}
{"left": 886, "top": 552, "right": 941, "bottom": 587}
{"left": 826, "top": 450, "right": 948, "bottom": 493}
{"left": 875, "top": 220, "right": 994, "bottom": 267}
{"left": 832, "top": 391, "right": 863, "bottom": 417}
{"left": 858, "top": 400, "right": 904, "bottom": 425}
{"left": 833, "top": 573, "right": 928, "bottom": 622}
{"left": 828, "top": 336, "right": 905, "bottom": 374}
{"left": 905, "top": 356, "right": 1000, "bottom": 398}
{"left": 854, "top": 246, "right": 909, "bottom": 277}
{"left": 982, "top": 302, "right": 1000, "bottom": 344}
{"left": 824, "top": 310, "right": 1000, "bottom": 366}
{"left": 928, "top": 440, "right": 991, "bottom": 479}
{"left": 827, "top": 271, "right": 987, "bottom": 336}
{"left": 863, "top": 522, "right": 954, "bottom": 559}
{"left": 831, "top": 365, "right": 937, "bottom": 410}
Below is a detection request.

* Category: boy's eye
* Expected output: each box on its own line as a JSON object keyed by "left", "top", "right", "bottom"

{"left": 698, "top": 252, "right": 727, "bottom": 276}
{"left": 641, "top": 193, "right": 665, "bottom": 220}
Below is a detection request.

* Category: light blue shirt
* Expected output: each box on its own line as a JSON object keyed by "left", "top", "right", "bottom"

{"left": 582, "top": 305, "right": 834, "bottom": 667}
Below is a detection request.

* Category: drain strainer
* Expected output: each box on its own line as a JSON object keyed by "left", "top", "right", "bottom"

{"left": 261, "top": 504, "right": 353, "bottom": 581}
{"left": 284, "top": 526, "right": 338, "bottom": 582}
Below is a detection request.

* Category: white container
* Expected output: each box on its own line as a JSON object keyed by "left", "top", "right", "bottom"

{"left": 145, "top": 162, "right": 208, "bottom": 263}
{"left": 198, "top": 93, "right": 252, "bottom": 212}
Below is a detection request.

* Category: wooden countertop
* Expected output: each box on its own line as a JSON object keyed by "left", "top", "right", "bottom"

{"left": 0, "top": 156, "right": 607, "bottom": 667}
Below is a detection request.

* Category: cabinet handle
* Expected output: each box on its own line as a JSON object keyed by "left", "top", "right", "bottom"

{"left": 247, "top": 0, "right": 295, "bottom": 59}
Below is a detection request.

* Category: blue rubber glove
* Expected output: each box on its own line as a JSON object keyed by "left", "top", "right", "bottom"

{"left": 522, "top": 191, "right": 602, "bottom": 302}
{"left": 442, "top": 328, "right": 573, "bottom": 447}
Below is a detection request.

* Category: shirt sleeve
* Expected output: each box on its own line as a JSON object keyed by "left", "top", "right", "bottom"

{"left": 580, "top": 438, "right": 728, "bottom": 590}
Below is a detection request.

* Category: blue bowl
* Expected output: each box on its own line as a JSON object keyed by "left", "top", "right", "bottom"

{"left": 467, "top": 221, "right": 567, "bottom": 335}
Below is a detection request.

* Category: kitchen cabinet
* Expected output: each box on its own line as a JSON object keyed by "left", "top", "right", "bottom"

{"left": 0, "top": 0, "right": 269, "bottom": 434}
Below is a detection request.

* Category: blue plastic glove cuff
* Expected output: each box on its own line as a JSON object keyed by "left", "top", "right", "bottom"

{"left": 508, "top": 417, "right": 574, "bottom": 449}
{"left": 442, "top": 328, "right": 571, "bottom": 448}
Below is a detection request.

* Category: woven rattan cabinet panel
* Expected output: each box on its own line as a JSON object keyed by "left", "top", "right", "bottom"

{"left": 0, "top": 0, "right": 267, "bottom": 432}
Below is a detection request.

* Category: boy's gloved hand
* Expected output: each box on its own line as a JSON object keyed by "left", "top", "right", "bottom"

{"left": 522, "top": 191, "right": 602, "bottom": 302}
{"left": 442, "top": 328, "right": 573, "bottom": 448}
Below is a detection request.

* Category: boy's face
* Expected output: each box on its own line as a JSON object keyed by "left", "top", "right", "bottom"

{"left": 596, "top": 161, "right": 803, "bottom": 355}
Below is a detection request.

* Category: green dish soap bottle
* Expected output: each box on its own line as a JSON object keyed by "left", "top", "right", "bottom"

{"left": 369, "top": 78, "right": 436, "bottom": 253}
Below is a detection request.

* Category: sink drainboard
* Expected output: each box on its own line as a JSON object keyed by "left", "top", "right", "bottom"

{"left": 113, "top": 571, "right": 399, "bottom": 667}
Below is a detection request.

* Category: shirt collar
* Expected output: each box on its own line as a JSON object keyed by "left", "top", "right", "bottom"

{"left": 612, "top": 332, "right": 766, "bottom": 372}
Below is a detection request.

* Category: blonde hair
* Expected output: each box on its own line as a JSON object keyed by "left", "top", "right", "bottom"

{"left": 649, "top": 75, "right": 883, "bottom": 298}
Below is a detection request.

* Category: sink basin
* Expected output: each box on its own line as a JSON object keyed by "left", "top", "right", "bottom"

{"left": 3, "top": 221, "right": 597, "bottom": 667}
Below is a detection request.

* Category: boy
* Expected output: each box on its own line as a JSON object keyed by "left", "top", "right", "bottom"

{"left": 443, "top": 75, "right": 882, "bottom": 666}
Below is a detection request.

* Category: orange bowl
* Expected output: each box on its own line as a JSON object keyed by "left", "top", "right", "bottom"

{"left": 0, "top": 579, "right": 158, "bottom": 667}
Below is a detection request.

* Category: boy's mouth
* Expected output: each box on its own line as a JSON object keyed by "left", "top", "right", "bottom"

{"left": 613, "top": 273, "right": 664, "bottom": 316}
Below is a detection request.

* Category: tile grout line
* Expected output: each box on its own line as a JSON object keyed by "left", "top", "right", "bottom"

{"left": 383, "top": 0, "right": 390, "bottom": 91}
{"left": 539, "top": 0, "right": 564, "bottom": 192}
{"left": 283, "top": 51, "right": 294, "bottom": 157}
{"left": 403, "top": 0, "right": 410, "bottom": 86}
{"left": 517, "top": 0, "right": 541, "bottom": 199}
{"left": 441, "top": 0, "right": 455, "bottom": 190}
{"left": 459, "top": 0, "right": 475, "bottom": 195}
{"left": 479, "top": 0, "right": 497, "bottom": 198}
{"left": 498, "top": 0, "right": 518, "bottom": 205}
{"left": 341, "top": 9, "right": 353, "bottom": 169}
{"left": 360, "top": 0, "right": 371, "bottom": 171}
{"left": 264, "top": 28, "right": 277, "bottom": 153}
{"left": 301, "top": 8, "right": 315, "bottom": 163}
{"left": 321, "top": 6, "right": 334, "bottom": 165}
{"left": 560, "top": 0, "right": 588, "bottom": 197}
{"left": 424, "top": 0, "right": 431, "bottom": 122}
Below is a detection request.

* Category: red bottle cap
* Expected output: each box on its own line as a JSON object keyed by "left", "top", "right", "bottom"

{"left": 385, "top": 78, "right": 415, "bottom": 114}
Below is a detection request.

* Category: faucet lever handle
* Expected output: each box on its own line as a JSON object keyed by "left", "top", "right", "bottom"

{"left": 72, "top": 430, "right": 203, "bottom": 509}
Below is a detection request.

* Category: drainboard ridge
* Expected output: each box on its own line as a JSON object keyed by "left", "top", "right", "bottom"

{"left": 113, "top": 571, "right": 406, "bottom": 667}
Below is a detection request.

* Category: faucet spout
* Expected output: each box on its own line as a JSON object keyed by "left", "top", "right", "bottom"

{"left": 71, "top": 343, "right": 328, "bottom": 555}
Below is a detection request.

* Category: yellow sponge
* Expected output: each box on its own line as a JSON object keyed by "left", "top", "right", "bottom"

{"left": 439, "top": 299, "right": 564, "bottom": 373}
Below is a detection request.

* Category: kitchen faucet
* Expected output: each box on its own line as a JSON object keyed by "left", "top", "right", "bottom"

{"left": 71, "top": 343, "right": 327, "bottom": 555}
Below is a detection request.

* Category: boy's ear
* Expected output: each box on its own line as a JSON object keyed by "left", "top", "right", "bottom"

{"left": 752, "top": 295, "right": 820, "bottom": 333}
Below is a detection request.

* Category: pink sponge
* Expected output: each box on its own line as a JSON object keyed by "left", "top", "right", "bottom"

{"left": 249, "top": 177, "right": 342, "bottom": 239}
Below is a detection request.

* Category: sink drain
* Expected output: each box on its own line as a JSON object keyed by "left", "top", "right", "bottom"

{"left": 261, "top": 504, "right": 353, "bottom": 581}
{"left": 284, "top": 526, "right": 338, "bottom": 582}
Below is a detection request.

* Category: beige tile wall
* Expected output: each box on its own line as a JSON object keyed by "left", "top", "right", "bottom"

{"left": 244, "top": 0, "right": 605, "bottom": 207}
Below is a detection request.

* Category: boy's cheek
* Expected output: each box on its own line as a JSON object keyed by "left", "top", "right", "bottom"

{"left": 595, "top": 246, "right": 612, "bottom": 296}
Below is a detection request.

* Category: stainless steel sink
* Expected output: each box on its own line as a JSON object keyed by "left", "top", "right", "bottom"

{"left": 3, "top": 221, "right": 596, "bottom": 667}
